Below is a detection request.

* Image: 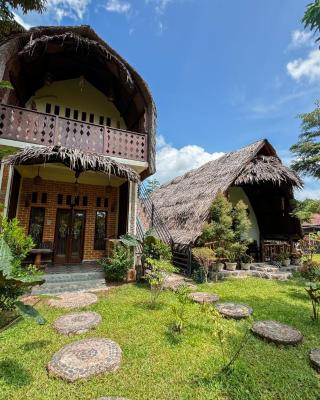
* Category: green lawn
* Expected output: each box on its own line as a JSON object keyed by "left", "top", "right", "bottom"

{"left": 0, "top": 278, "right": 319, "bottom": 400}
{"left": 312, "top": 254, "right": 320, "bottom": 263}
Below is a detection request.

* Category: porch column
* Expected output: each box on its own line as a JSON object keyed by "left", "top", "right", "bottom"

{"left": 127, "top": 181, "right": 138, "bottom": 235}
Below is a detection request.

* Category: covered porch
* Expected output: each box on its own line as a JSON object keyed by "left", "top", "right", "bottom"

{"left": 2, "top": 145, "right": 140, "bottom": 267}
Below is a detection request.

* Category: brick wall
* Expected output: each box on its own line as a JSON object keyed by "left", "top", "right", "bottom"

{"left": 16, "top": 178, "right": 120, "bottom": 261}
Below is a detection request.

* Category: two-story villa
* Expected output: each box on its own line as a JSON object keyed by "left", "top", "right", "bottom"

{"left": 0, "top": 25, "right": 156, "bottom": 265}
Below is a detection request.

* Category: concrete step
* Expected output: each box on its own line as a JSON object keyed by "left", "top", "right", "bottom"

{"left": 32, "top": 278, "right": 107, "bottom": 295}
{"left": 44, "top": 270, "right": 105, "bottom": 283}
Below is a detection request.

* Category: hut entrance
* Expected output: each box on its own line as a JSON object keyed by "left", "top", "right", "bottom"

{"left": 54, "top": 209, "right": 86, "bottom": 264}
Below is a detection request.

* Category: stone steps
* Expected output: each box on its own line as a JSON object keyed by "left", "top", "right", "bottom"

{"left": 44, "top": 270, "right": 105, "bottom": 283}
{"left": 32, "top": 278, "right": 107, "bottom": 295}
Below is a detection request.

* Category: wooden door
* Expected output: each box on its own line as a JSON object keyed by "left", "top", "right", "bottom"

{"left": 54, "top": 209, "right": 86, "bottom": 264}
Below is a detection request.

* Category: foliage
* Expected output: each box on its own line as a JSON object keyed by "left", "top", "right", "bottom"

{"left": 302, "top": 0, "right": 320, "bottom": 45}
{"left": 290, "top": 102, "right": 320, "bottom": 179}
{"left": 0, "top": 236, "right": 45, "bottom": 324}
{"left": 145, "top": 178, "right": 160, "bottom": 196}
{"left": 171, "top": 284, "right": 191, "bottom": 333}
{"left": 0, "top": 146, "right": 18, "bottom": 161}
{"left": 0, "top": 0, "right": 45, "bottom": 38}
{"left": 305, "top": 281, "right": 320, "bottom": 321}
{"left": 299, "top": 232, "right": 320, "bottom": 260}
{"left": 292, "top": 198, "right": 320, "bottom": 222}
{"left": 301, "top": 259, "right": 320, "bottom": 281}
{"left": 0, "top": 80, "right": 13, "bottom": 90}
{"left": 201, "top": 303, "right": 252, "bottom": 374}
{"left": 144, "top": 257, "right": 176, "bottom": 308}
{"left": 192, "top": 247, "right": 215, "bottom": 283}
{"left": 241, "top": 253, "right": 254, "bottom": 263}
{"left": 200, "top": 193, "right": 251, "bottom": 264}
{"left": 99, "top": 244, "right": 133, "bottom": 282}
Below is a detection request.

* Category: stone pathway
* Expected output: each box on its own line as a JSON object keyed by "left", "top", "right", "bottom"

{"left": 53, "top": 312, "right": 102, "bottom": 335}
{"left": 251, "top": 320, "right": 303, "bottom": 345}
{"left": 164, "top": 273, "right": 197, "bottom": 291}
{"left": 47, "top": 338, "right": 122, "bottom": 382}
{"left": 190, "top": 292, "right": 219, "bottom": 304}
{"left": 48, "top": 292, "right": 98, "bottom": 308}
{"left": 216, "top": 302, "right": 253, "bottom": 319}
{"left": 309, "top": 348, "right": 320, "bottom": 372}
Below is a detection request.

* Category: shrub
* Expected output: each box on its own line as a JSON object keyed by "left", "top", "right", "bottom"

{"left": 305, "top": 281, "right": 320, "bottom": 321}
{"left": 171, "top": 284, "right": 191, "bottom": 333}
{"left": 192, "top": 247, "right": 215, "bottom": 283}
{"left": 1, "top": 218, "right": 34, "bottom": 262}
{"left": 301, "top": 260, "right": 320, "bottom": 282}
{"left": 100, "top": 244, "right": 133, "bottom": 282}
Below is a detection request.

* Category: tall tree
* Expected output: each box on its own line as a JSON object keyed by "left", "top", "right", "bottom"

{"left": 290, "top": 103, "right": 320, "bottom": 179}
{"left": 0, "top": 0, "right": 46, "bottom": 38}
{"left": 303, "top": 0, "right": 320, "bottom": 44}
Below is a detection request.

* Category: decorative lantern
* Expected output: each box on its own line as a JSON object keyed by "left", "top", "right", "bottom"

{"left": 33, "top": 167, "right": 42, "bottom": 185}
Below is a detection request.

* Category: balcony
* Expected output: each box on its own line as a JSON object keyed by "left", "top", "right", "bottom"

{"left": 0, "top": 104, "right": 148, "bottom": 163}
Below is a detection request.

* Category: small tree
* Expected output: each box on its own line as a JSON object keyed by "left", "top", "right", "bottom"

{"left": 171, "top": 284, "right": 191, "bottom": 333}
{"left": 145, "top": 179, "right": 161, "bottom": 197}
{"left": 292, "top": 198, "right": 320, "bottom": 222}
{"left": 99, "top": 244, "right": 133, "bottom": 282}
{"left": 192, "top": 247, "right": 215, "bottom": 283}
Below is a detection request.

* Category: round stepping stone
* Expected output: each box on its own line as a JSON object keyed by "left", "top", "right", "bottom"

{"left": 309, "top": 348, "right": 320, "bottom": 372}
{"left": 97, "top": 398, "right": 129, "bottom": 400}
{"left": 189, "top": 292, "right": 219, "bottom": 303}
{"left": 216, "top": 302, "right": 253, "bottom": 319}
{"left": 47, "top": 338, "right": 122, "bottom": 382}
{"left": 251, "top": 320, "right": 303, "bottom": 345}
{"left": 48, "top": 292, "right": 98, "bottom": 308}
{"left": 53, "top": 312, "right": 102, "bottom": 335}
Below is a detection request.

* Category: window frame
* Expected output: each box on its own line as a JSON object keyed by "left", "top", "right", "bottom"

{"left": 94, "top": 210, "right": 108, "bottom": 251}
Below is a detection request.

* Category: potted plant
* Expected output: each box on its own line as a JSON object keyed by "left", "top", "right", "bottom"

{"left": 290, "top": 250, "right": 302, "bottom": 266}
{"left": 282, "top": 251, "right": 291, "bottom": 267}
{"left": 213, "top": 247, "right": 228, "bottom": 272}
{"left": 225, "top": 249, "right": 237, "bottom": 271}
{"left": 241, "top": 254, "right": 254, "bottom": 270}
{"left": 272, "top": 254, "right": 283, "bottom": 268}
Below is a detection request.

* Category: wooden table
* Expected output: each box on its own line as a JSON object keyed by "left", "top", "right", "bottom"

{"left": 30, "top": 248, "right": 53, "bottom": 267}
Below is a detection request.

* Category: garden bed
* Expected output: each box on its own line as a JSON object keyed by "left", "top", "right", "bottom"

{"left": 0, "top": 278, "right": 319, "bottom": 400}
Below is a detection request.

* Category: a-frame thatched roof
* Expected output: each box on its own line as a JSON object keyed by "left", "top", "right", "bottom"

{"left": 2, "top": 145, "right": 140, "bottom": 182}
{"left": 152, "top": 139, "right": 303, "bottom": 244}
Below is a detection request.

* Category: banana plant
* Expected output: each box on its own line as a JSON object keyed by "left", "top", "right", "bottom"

{"left": 0, "top": 238, "right": 46, "bottom": 325}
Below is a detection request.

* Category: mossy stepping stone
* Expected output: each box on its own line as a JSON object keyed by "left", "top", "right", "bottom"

{"left": 216, "top": 303, "right": 253, "bottom": 319}
{"left": 309, "top": 348, "right": 320, "bottom": 372}
{"left": 48, "top": 338, "right": 122, "bottom": 382}
{"left": 190, "top": 292, "right": 219, "bottom": 303}
{"left": 53, "top": 312, "right": 102, "bottom": 335}
{"left": 48, "top": 292, "right": 98, "bottom": 308}
{"left": 251, "top": 320, "right": 303, "bottom": 345}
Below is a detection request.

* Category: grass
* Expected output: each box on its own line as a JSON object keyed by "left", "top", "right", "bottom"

{"left": 312, "top": 254, "right": 320, "bottom": 263}
{"left": 0, "top": 278, "right": 320, "bottom": 400}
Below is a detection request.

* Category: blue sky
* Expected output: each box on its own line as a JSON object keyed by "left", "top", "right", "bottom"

{"left": 14, "top": 0, "right": 320, "bottom": 198}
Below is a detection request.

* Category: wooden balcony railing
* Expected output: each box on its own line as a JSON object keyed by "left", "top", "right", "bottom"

{"left": 0, "top": 104, "right": 148, "bottom": 162}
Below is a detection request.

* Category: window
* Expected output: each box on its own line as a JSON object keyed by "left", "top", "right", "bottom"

{"left": 82, "top": 196, "right": 88, "bottom": 206}
{"left": 81, "top": 112, "right": 87, "bottom": 122}
{"left": 106, "top": 117, "right": 111, "bottom": 127}
{"left": 65, "top": 108, "right": 71, "bottom": 118}
{"left": 94, "top": 211, "right": 107, "bottom": 250}
{"left": 31, "top": 192, "right": 38, "bottom": 203}
{"left": 45, "top": 103, "right": 51, "bottom": 114}
{"left": 104, "top": 198, "right": 108, "bottom": 208}
{"left": 41, "top": 193, "right": 47, "bottom": 204}
{"left": 99, "top": 116, "right": 104, "bottom": 125}
{"left": 54, "top": 105, "right": 60, "bottom": 116}
{"left": 29, "top": 207, "right": 45, "bottom": 247}
{"left": 89, "top": 113, "right": 94, "bottom": 123}
{"left": 57, "top": 194, "right": 63, "bottom": 205}
{"left": 66, "top": 195, "right": 72, "bottom": 205}
{"left": 96, "top": 197, "right": 101, "bottom": 207}
{"left": 73, "top": 110, "right": 79, "bottom": 120}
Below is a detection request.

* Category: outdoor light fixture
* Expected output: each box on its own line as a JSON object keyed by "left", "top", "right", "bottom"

{"left": 74, "top": 177, "right": 80, "bottom": 194}
{"left": 33, "top": 167, "right": 42, "bottom": 185}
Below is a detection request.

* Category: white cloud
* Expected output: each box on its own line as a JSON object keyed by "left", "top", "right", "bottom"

{"left": 295, "top": 187, "right": 320, "bottom": 200}
{"left": 46, "top": 0, "right": 91, "bottom": 21}
{"left": 146, "top": 0, "right": 172, "bottom": 14}
{"left": 153, "top": 135, "right": 224, "bottom": 184}
{"left": 105, "top": 0, "right": 131, "bottom": 13}
{"left": 287, "top": 49, "right": 320, "bottom": 82}
{"left": 13, "top": 12, "right": 32, "bottom": 29}
{"left": 289, "top": 30, "right": 313, "bottom": 49}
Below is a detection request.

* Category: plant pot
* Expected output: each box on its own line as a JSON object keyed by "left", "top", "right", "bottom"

{"left": 225, "top": 262, "right": 237, "bottom": 271}
{"left": 214, "top": 262, "right": 224, "bottom": 272}
{"left": 241, "top": 262, "right": 251, "bottom": 270}
{"left": 127, "top": 268, "right": 137, "bottom": 282}
{"left": 282, "top": 259, "right": 290, "bottom": 267}
{"left": 291, "top": 258, "right": 301, "bottom": 266}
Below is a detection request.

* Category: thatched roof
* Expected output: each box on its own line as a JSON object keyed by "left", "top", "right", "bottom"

{"left": 152, "top": 139, "right": 303, "bottom": 244}
{"left": 2, "top": 145, "right": 140, "bottom": 182}
{"left": 0, "top": 25, "right": 156, "bottom": 178}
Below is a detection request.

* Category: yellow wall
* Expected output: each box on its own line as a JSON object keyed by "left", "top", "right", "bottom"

{"left": 26, "top": 78, "right": 127, "bottom": 129}
{"left": 228, "top": 186, "right": 260, "bottom": 246}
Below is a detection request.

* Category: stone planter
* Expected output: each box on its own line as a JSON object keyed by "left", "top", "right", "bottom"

{"left": 241, "top": 262, "right": 251, "bottom": 270}
{"left": 213, "top": 262, "right": 224, "bottom": 272}
{"left": 282, "top": 259, "right": 290, "bottom": 267}
{"left": 225, "top": 262, "right": 237, "bottom": 271}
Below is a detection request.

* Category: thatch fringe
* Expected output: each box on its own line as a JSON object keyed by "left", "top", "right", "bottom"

{"left": 235, "top": 155, "right": 303, "bottom": 188}
{"left": 2, "top": 145, "right": 140, "bottom": 182}
{"left": 152, "top": 139, "right": 303, "bottom": 244}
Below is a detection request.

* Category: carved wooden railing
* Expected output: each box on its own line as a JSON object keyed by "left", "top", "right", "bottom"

{"left": 0, "top": 104, "right": 148, "bottom": 162}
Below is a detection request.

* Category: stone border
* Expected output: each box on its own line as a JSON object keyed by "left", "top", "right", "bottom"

{"left": 309, "top": 348, "right": 320, "bottom": 372}
{"left": 251, "top": 320, "right": 303, "bottom": 345}
{"left": 53, "top": 312, "right": 102, "bottom": 335}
